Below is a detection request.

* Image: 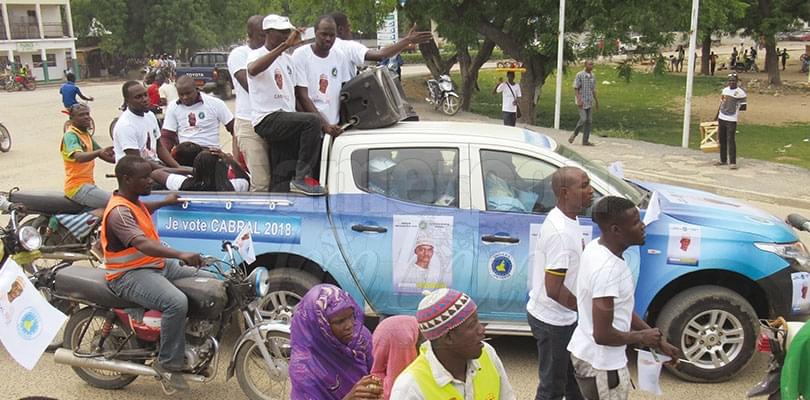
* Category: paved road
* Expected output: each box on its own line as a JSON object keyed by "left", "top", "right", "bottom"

{"left": 0, "top": 81, "right": 807, "bottom": 399}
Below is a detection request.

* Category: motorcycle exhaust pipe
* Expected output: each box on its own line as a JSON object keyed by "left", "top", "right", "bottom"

{"left": 53, "top": 348, "right": 207, "bottom": 382}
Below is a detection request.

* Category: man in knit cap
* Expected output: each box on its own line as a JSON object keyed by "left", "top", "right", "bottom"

{"left": 390, "top": 288, "right": 515, "bottom": 399}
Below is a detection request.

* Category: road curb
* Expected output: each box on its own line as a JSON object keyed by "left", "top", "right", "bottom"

{"left": 626, "top": 169, "right": 810, "bottom": 210}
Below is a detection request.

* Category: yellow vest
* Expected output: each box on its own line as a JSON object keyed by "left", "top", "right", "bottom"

{"left": 403, "top": 344, "right": 500, "bottom": 400}
{"left": 61, "top": 126, "right": 96, "bottom": 197}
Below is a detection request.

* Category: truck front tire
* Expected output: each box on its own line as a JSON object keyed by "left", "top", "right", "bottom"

{"left": 656, "top": 285, "right": 757, "bottom": 382}
{"left": 259, "top": 268, "right": 320, "bottom": 324}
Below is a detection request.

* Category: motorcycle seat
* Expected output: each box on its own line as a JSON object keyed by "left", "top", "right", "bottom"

{"left": 8, "top": 191, "right": 87, "bottom": 214}
{"left": 54, "top": 265, "right": 140, "bottom": 309}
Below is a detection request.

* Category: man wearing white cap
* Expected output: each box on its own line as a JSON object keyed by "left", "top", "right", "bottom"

{"left": 247, "top": 14, "right": 325, "bottom": 195}
{"left": 390, "top": 288, "right": 515, "bottom": 399}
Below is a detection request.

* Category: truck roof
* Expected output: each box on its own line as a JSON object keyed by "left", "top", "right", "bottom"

{"left": 345, "top": 121, "right": 557, "bottom": 150}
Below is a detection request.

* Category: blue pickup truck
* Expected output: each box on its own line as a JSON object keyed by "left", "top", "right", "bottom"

{"left": 149, "top": 121, "right": 810, "bottom": 383}
{"left": 174, "top": 52, "right": 233, "bottom": 99}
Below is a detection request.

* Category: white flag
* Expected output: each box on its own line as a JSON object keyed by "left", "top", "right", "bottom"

{"left": 643, "top": 191, "right": 662, "bottom": 226}
{"left": 637, "top": 349, "right": 670, "bottom": 395}
{"left": 234, "top": 226, "right": 256, "bottom": 264}
{"left": 0, "top": 259, "right": 67, "bottom": 370}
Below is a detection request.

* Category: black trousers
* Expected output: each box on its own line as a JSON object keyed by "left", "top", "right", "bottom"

{"left": 503, "top": 111, "right": 517, "bottom": 126}
{"left": 718, "top": 119, "right": 737, "bottom": 165}
{"left": 254, "top": 111, "right": 322, "bottom": 192}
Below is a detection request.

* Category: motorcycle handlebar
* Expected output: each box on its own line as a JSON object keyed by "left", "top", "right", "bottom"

{"left": 787, "top": 213, "right": 810, "bottom": 232}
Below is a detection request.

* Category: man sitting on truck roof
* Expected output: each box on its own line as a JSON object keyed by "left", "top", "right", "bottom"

{"left": 160, "top": 75, "right": 236, "bottom": 156}
{"left": 247, "top": 14, "right": 325, "bottom": 195}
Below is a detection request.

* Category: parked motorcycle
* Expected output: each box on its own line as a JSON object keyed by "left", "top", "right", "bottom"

{"left": 426, "top": 74, "right": 460, "bottom": 116}
{"left": 748, "top": 213, "right": 810, "bottom": 399}
{"left": 0, "top": 121, "right": 11, "bottom": 152}
{"left": 43, "top": 240, "right": 291, "bottom": 398}
{"left": 5, "top": 74, "right": 36, "bottom": 91}
{"left": 734, "top": 56, "right": 759, "bottom": 73}
{"left": 1, "top": 188, "right": 102, "bottom": 272}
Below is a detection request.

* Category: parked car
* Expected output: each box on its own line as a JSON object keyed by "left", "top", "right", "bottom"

{"left": 147, "top": 121, "right": 810, "bottom": 383}
{"left": 175, "top": 52, "right": 233, "bottom": 99}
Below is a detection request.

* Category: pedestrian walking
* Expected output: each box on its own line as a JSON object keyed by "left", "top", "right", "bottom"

{"left": 568, "top": 60, "right": 598, "bottom": 146}
{"left": 780, "top": 48, "right": 789, "bottom": 71}
{"left": 568, "top": 196, "right": 680, "bottom": 400}
{"left": 492, "top": 71, "right": 521, "bottom": 126}
{"left": 709, "top": 51, "right": 718, "bottom": 76}
{"left": 676, "top": 45, "right": 685, "bottom": 72}
{"left": 527, "top": 166, "right": 592, "bottom": 400}
{"left": 715, "top": 74, "right": 747, "bottom": 170}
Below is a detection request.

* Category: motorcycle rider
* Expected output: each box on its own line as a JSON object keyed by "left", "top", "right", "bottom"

{"left": 60, "top": 72, "right": 93, "bottom": 109}
{"left": 61, "top": 103, "right": 115, "bottom": 209}
{"left": 102, "top": 155, "right": 212, "bottom": 391}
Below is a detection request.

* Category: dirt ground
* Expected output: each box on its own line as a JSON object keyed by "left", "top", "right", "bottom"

{"left": 690, "top": 89, "right": 810, "bottom": 125}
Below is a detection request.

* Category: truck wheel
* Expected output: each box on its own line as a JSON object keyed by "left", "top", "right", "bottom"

{"left": 258, "top": 268, "right": 320, "bottom": 323}
{"left": 220, "top": 81, "right": 233, "bottom": 100}
{"left": 656, "top": 285, "right": 757, "bottom": 382}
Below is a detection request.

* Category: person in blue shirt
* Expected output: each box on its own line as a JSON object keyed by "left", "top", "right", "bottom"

{"left": 60, "top": 72, "right": 93, "bottom": 109}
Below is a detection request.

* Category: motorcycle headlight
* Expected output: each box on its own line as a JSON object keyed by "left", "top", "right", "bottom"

{"left": 755, "top": 241, "right": 810, "bottom": 270}
{"left": 17, "top": 225, "right": 42, "bottom": 251}
{"left": 440, "top": 81, "right": 453, "bottom": 91}
{"left": 248, "top": 267, "right": 270, "bottom": 298}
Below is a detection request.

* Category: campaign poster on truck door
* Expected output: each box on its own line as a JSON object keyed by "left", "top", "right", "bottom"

{"left": 392, "top": 215, "right": 453, "bottom": 293}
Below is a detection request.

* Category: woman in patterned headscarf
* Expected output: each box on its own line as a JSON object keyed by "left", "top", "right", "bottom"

{"left": 289, "top": 284, "right": 382, "bottom": 400}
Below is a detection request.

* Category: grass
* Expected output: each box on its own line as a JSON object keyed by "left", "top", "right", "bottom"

{"left": 454, "top": 66, "right": 810, "bottom": 169}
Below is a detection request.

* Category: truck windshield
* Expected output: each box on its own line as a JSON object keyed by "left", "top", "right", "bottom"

{"left": 555, "top": 144, "right": 646, "bottom": 206}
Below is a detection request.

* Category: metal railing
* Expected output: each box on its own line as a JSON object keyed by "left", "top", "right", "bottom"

{"left": 42, "top": 22, "right": 68, "bottom": 38}
{"left": 10, "top": 23, "right": 39, "bottom": 40}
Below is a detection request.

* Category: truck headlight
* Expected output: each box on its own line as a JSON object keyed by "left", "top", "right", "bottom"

{"left": 755, "top": 241, "right": 810, "bottom": 270}
{"left": 17, "top": 226, "right": 42, "bottom": 251}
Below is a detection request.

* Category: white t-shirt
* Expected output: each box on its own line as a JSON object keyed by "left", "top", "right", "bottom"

{"left": 292, "top": 45, "right": 351, "bottom": 124}
{"left": 527, "top": 207, "right": 585, "bottom": 326}
{"left": 568, "top": 240, "right": 636, "bottom": 371}
{"left": 332, "top": 38, "right": 368, "bottom": 78}
{"left": 159, "top": 83, "right": 179, "bottom": 104}
{"left": 227, "top": 45, "right": 252, "bottom": 120}
{"left": 112, "top": 108, "right": 162, "bottom": 163}
{"left": 496, "top": 82, "right": 521, "bottom": 112}
{"left": 165, "top": 173, "right": 249, "bottom": 192}
{"left": 163, "top": 93, "right": 234, "bottom": 149}
{"left": 718, "top": 86, "right": 747, "bottom": 122}
{"left": 247, "top": 46, "right": 296, "bottom": 126}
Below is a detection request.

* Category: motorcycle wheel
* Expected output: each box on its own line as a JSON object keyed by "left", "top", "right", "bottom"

{"left": 5, "top": 80, "right": 18, "bottom": 92}
{"left": 64, "top": 307, "right": 139, "bottom": 389}
{"left": 442, "top": 96, "right": 460, "bottom": 116}
{"left": 0, "top": 123, "right": 11, "bottom": 152}
{"left": 235, "top": 330, "right": 291, "bottom": 400}
{"left": 24, "top": 80, "right": 36, "bottom": 90}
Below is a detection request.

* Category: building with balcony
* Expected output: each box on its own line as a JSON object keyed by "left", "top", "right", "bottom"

{"left": 0, "top": 0, "right": 78, "bottom": 82}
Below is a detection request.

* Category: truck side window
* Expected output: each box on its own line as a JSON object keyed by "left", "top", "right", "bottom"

{"left": 352, "top": 148, "right": 459, "bottom": 207}
{"left": 480, "top": 150, "right": 557, "bottom": 213}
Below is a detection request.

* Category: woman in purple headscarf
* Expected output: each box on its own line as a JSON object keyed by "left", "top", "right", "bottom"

{"left": 290, "top": 284, "right": 383, "bottom": 400}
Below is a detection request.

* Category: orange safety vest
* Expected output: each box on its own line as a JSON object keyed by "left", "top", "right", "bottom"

{"left": 61, "top": 126, "right": 96, "bottom": 198}
{"left": 100, "top": 194, "right": 164, "bottom": 281}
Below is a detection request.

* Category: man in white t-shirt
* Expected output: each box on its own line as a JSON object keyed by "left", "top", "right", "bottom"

{"left": 292, "top": 15, "right": 350, "bottom": 137}
{"left": 527, "top": 167, "right": 592, "bottom": 400}
{"left": 568, "top": 196, "right": 679, "bottom": 400}
{"left": 247, "top": 14, "right": 325, "bottom": 195}
{"left": 161, "top": 75, "right": 235, "bottom": 154}
{"left": 228, "top": 15, "right": 269, "bottom": 191}
{"left": 159, "top": 78, "right": 178, "bottom": 106}
{"left": 715, "top": 74, "right": 747, "bottom": 170}
{"left": 113, "top": 81, "right": 179, "bottom": 169}
{"left": 493, "top": 71, "right": 521, "bottom": 126}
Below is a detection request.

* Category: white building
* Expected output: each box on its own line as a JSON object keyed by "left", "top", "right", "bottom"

{"left": 0, "top": 0, "right": 78, "bottom": 82}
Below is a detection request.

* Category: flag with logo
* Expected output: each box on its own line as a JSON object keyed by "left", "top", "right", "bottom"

{"left": 234, "top": 226, "right": 256, "bottom": 265}
{"left": 0, "top": 259, "right": 67, "bottom": 369}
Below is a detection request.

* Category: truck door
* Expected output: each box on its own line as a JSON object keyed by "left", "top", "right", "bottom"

{"left": 330, "top": 144, "right": 475, "bottom": 316}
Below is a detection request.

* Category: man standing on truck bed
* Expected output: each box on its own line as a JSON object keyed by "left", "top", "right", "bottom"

{"left": 161, "top": 75, "right": 236, "bottom": 155}
{"left": 229, "top": 15, "right": 269, "bottom": 191}
{"left": 247, "top": 14, "right": 325, "bottom": 195}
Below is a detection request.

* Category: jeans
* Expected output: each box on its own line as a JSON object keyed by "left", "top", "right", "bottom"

{"left": 108, "top": 259, "right": 215, "bottom": 369}
{"left": 69, "top": 184, "right": 111, "bottom": 209}
{"left": 528, "top": 313, "right": 583, "bottom": 400}
{"left": 503, "top": 111, "right": 517, "bottom": 126}
{"left": 718, "top": 119, "right": 737, "bottom": 165}
{"left": 236, "top": 118, "right": 271, "bottom": 192}
{"left": 254, "top": 111, "right": 322, "bottom": 192}
{"left": 573, "top": 107, "right": 593, "bottom": 144}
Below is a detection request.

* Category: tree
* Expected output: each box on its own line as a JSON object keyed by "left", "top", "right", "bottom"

{"left": 692, "top": 0, "right": 748, "bottom": 76}
{"left": 740, "top": 0, "right": 810, "bottom": 85}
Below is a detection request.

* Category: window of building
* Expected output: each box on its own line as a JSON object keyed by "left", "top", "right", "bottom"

{"left": 32, "top": 54, "right": 57, "bottom": 68}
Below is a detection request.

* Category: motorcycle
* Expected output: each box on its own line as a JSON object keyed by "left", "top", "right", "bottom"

{"left": 1, "top": 188, "right": 102, "bottom": 272}
{"left": 42, "top": 240, "right": 291, "bottom": 398}
{"left": 426, "top": 74, "right": 461, "bottom": 116}
{"left": 748, "top": 213, "right": 810, "bottom": 399}
{"left": 734, "top": 56, "right": 759, "bottom": 73}
{"left": 0, "top": 121, "right": 10, "bottom": 152}
{"left": 5, "top": 74, "right": 36, "bottom": 92}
